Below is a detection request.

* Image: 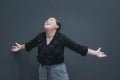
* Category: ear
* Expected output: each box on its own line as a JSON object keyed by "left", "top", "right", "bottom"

{"left": 55, "top": 25, "right": 59, "bottom": 29}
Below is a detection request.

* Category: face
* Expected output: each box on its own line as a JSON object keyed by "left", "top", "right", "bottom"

{"left": 44, "top": 17, "right": 59, "bottom": 31}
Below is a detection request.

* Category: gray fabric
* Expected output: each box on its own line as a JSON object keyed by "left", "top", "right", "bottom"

{"left": 38, "top": 63, "right": 69, "bottom": 80}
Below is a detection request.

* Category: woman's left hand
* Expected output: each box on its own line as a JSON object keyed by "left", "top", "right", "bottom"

{"left": 96, "top": 47, "right": 107, "bottom": 57}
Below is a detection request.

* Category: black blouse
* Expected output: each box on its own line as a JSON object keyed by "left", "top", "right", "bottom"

{"left": 25, "top": 32, "right": 88, "bottom": 66}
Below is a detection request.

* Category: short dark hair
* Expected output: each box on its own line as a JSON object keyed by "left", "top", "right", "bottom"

{"left": 55, "top": 17, "right": 61, "bottom": 32}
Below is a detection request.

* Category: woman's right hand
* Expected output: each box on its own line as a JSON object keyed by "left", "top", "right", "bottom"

{"left": 11, "top": 42, "right": 22, "bottom": 53}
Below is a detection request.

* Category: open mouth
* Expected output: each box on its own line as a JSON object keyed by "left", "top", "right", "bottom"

{"left": 46, "top": 23, "right": 50, "bottom": 26}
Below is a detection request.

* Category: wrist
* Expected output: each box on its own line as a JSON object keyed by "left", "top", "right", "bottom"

{"left": 88, "top": 49, "right": 98, "bottom": 56}
{"left": 21, "top": 44, "right": 25, "bottom": 49}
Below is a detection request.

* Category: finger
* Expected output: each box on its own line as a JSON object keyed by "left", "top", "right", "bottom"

{"left": 101, "top": 52, "right": 107, "bottom": 56}
{"left": 11, "top": 48, "right": 16, "bottom": 51}
{"left": 100, "top": 51, "right": 104, "bottom": 54}
{"left": 12, "top": 46, "right": 16, "bottom": 49}
{"left": 15, "top": 42, "right": 20, "bottom": 46}
{"left": 12, "top": 46, "right": 17, "bottom": 48}
{"left": 101, "top": 53, "right": 107, "bottom": 57}
{"left": 104, "top": 54, "right": 107, "bottom": 57}
{"left": 11, "top": 49, "right": 18, "bottom": 52}
{"left": 97, "top": 47, "right": 101, "bottom": 51}
{"left": 99, "top": 52, "right": 106, "bottom": 56}
{"left": 102, "top": 54, "right": 107, "bottom": 57}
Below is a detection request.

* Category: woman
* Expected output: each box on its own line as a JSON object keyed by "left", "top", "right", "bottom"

{"left": 11, "top": 17, "right": 107, "bottom": 80}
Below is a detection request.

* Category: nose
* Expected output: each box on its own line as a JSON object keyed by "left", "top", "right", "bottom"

{"left": 46, "top": 19, "right": 50, "bottom": 22}
{"left": 45, "top": 20, "right": 50, "bottom": 25}
{"left": 46, "top": 21, "right": 49, "bottom": 24}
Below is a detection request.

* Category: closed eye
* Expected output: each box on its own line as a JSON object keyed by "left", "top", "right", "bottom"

{"left": 50, "top": 19, "right": 54, "bottom": 21}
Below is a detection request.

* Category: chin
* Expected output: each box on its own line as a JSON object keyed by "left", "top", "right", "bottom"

{"left": 44, "top": 26, "right": 51, "bottom": 30}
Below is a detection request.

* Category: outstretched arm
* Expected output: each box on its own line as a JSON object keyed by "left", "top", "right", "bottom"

{"left": 11, "top": 32, "right": 44, "bottom": 53}
{"left": 87, "top": 47, "right": 107, "bottom": 57}
{"left": 59, "top": 33, "right": 107, "bottom": 57}
{"left": 11, "top": 42, "right": 25, "bottom": 53}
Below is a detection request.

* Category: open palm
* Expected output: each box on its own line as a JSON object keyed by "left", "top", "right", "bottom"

{"left": 96, "top": 47, "right": 107, "bottom": 57}
{"left": 11, "top": 42, "right": 21, "bottom": 52}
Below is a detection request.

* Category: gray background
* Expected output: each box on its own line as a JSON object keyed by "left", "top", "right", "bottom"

{"left": 0, "top": 0, "right": 120, "bottom": 80}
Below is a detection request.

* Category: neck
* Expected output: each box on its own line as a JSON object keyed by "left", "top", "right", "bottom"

{"left": 45, "top": 29, "right": 57, "bottom": 38}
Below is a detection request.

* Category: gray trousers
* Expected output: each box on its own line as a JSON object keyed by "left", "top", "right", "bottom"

{"left": 38, "top": 63, "right": 69, "bottom": 80}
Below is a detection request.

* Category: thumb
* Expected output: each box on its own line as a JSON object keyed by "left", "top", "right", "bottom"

{"left": 97, "top": 47, "right": 102, "bottom": 52}
{"left": 15, "top": 42, "right": 20, "bottom": 46}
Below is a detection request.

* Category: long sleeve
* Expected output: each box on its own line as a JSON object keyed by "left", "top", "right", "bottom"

{"left": 61, "top": 33, "right": 88, "bottom": 56}
{"left": 25, "top": 32, "right": 44, "bottom": 52}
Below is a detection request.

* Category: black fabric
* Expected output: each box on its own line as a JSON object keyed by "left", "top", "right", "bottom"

{"left": 25, "top": 32, "right": 88, "bottom": 65}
